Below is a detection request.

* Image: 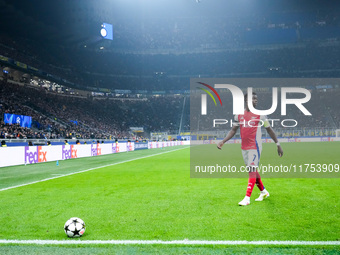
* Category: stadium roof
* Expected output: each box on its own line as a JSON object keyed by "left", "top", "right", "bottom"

{"left": 0, "top": 0, "right": 336, "bottom": 48}
{"left": 0, "top": 0, "right": 339, "bottom": 91}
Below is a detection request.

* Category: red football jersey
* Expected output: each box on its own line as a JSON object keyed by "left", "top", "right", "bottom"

{"left": 234, "top": 111, "right": 267, "bottom": 151}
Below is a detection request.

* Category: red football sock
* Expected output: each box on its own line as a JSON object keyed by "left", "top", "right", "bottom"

{"left": 256, "top": 171, "right": 264, "bottom": 191}
{"left": 246, "top": 172, "right": 257, "bottom": 197}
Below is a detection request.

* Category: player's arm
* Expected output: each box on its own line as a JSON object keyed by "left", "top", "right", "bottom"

{"left": 265, "top": 125, "right": 283, "bottom": 157}
{"left": 217, "top": 125, "right": 239, "bottom": 150}
{"left": 261, "top": 116, "right": 283, "bottom": 157}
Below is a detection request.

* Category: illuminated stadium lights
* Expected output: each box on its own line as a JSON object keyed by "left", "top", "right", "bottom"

{"left": 100, "top": 28, "right": 107, "bottom": 37}
{"left": 100, "top": 23, "right": 113, "bottom": 40}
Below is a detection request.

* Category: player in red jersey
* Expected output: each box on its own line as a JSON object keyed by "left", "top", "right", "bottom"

{"left": 217, "top": 92, "right": 283, "bottom": 206}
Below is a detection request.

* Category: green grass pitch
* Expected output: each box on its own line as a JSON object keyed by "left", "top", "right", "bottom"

{"left": 0, "top": 143, "right": 339, "bottom": 254}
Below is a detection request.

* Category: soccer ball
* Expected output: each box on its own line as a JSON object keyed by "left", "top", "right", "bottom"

{"left": 64, "top": 217, "right": 86, "bottom": 238}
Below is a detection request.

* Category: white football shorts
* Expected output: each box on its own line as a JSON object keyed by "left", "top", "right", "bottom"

{"left": 242, "top": 149, "right": 261, "bottom": 167}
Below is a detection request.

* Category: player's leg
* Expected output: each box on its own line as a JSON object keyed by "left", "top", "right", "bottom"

{"left": 239, "top": 150, "right": 258, "bottom": 206}
{"left": 255, "top": 172, "right": 270, "bottom": 201}
{"left": 238, "top": 166, "right": 256, "bottom": 206}
{"left": 246, "top": 168, "right": 257, "bottom": 197}
{"left": 254, "top": 151, "right": 270, "bottom": 201}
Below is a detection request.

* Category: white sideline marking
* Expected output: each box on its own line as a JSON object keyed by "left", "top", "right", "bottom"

{"left": 0, "top": 146, "right": 189, "bottom": 192}
{"left": 0, "top": 239, "right": 338, "bottom": 245}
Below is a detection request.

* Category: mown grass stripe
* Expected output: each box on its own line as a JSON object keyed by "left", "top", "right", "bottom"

{"left": 0, "top": 240, "right": 339, "bottom": 245}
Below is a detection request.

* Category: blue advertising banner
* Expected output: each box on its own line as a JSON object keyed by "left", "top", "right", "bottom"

{"left": 4, "top": 113, "right": 32, "bottom": 128}
{"left": 134, "top": 142, "right": 148, "bottom": 150}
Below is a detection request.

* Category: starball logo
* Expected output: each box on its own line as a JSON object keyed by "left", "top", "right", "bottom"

{"left": 197, "top": 82, "right": 312, "bottom": 128}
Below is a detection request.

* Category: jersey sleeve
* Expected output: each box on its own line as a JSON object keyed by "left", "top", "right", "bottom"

{"left": 260, "top": 115, "right": 270, "bottom": 128}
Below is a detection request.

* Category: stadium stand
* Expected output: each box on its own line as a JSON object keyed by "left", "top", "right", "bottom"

{"left": 1, "top": 76, "right": 339, "bottom": 141}
{"left": 0, "top": 8, "right": 339, "bottom": 142}
{"left": 0, "top": 79, "right": 186, "bottom": 140}
{"left": 1, "top": 10, "right": 340, "bottom": 90}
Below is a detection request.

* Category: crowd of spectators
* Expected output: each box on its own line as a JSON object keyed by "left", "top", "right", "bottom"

{"left": 0, "top": 123, "right": 46, "bottom": 140}
{"left": 2, "top": 39, "right": 340, "bottom": 91}
{"left": 1, "top": 78, "right": 339, "bottom": 141}
{"left": 0, "top": 79, "right": 186, "bottom": 140}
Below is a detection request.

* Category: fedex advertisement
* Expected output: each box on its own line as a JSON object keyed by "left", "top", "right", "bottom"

{"left": 127, "top": 141, "right": 134, "bottom": 152}
{"left": 0, "top": 141, "right": 189, "bottom": 168}
{"left": 25, "top": 146, "right": 61, "bottom": 164}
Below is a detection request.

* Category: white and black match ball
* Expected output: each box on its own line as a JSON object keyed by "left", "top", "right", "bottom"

{"left": 64, "top": 217, "right": 86, "bottom": 238}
